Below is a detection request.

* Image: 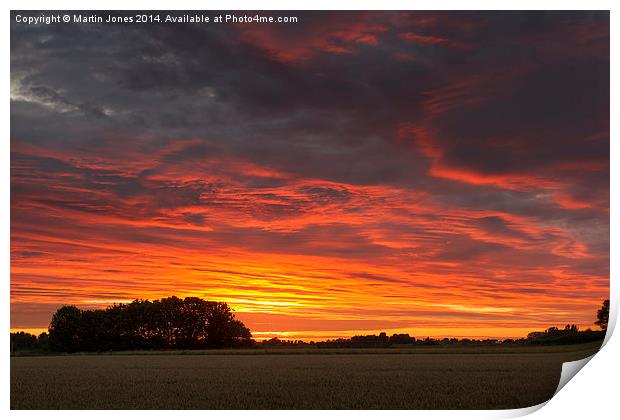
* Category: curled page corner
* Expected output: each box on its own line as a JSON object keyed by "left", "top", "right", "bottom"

{"left": 500, "top": 400, "right": 548, "bottom": 418}
{"left": 502, "top": 353, "right": 600, "bottom": 418}
{"left": 554, "top": 354, "right": 596, "bottom": 396}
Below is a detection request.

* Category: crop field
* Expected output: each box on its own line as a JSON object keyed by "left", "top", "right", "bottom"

{"left": 11, "top": 342, "right": 602, "bottom": 410}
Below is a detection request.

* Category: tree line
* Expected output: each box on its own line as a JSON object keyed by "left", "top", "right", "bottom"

{"left": 268, "top": 325, "right": 605, "bottom": 348}
{"left": 10, "top": 298, "right": 609, "bottom": 353}
{"left": 22, "top": 296, "right": 253, "bottom": 353}
{"left": 262, "top": 299, "right": 610, "bottom": 348}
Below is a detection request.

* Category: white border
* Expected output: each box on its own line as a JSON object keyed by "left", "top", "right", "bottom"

{"left": 3, "top": 1, "right": 617, "bottom": 419}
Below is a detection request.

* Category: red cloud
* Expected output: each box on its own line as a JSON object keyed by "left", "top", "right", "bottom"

{"left": 235, "top": 18, "right": 389, "bottom": 64}
{"left": 399, "top": 31, "right": 465, "bottom": 49}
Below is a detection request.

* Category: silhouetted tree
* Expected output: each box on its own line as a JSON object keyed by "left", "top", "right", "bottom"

{"left": 37, "top": 332, "right": 49, "bottom": 350}
{"left": 10, "top": 331, "right": 51, "bottom": 353}
{"left": 10, "top": 331, "right": 38, "bottom": 352}
{"left": 390, "top": 333, "right": 416, "bottom": 344}
{"left": 564, "top": 324, "right": 579, "bottom": 333}
{"left": 222, "top": 319, "right": 253, "bottom": 347}
{"left": 45, "top": 297, "right": 253, "bottom": 352}
{"left": 49, "top": 305, "right": 83, "bottom": 352}
{"left": 596, "top": 299, "right": 609, "bottom": 330}
{"left": 204, "top": 301, "right": 241, "bottom": 347}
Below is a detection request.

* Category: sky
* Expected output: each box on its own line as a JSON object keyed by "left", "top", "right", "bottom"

{"left": 10, "top": 11, "right": 609, "bottom": 340}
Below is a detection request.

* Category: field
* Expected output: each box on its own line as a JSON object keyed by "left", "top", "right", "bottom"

{"left": 11, "top": 342, "right": 602, "bottom": 410}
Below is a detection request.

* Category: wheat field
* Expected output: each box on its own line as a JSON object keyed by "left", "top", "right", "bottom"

{"left": 11, "top": 342, "right": 601, "bottom": 410}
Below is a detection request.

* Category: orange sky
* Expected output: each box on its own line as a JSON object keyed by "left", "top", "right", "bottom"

{"left": 10, "top": 11, "right": 609, "bottom": 340}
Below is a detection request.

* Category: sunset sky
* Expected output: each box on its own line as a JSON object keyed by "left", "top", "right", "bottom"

{"left": 10, "top": 11, "right": 609, "bottom": 340}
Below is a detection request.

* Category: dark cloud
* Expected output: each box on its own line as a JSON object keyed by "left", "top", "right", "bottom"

{"left": 473, "top": 216, "right": 531, "bottom": 241}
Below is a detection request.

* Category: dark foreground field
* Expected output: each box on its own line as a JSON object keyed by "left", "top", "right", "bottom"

{"left": 11, "top": 342, "right": 602, "bottom": 410}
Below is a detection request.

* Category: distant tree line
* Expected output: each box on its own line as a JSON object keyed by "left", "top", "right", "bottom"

{"left": 264, "top": 299, "right": 610, "bottom": 348}
{"left": 263, "top": 326, "right": 605, "bottom": 348}
{"left": 261, "top": 337, "right": 316, "bottom": 347}
{"left": 10, "top": 331, "right": 49, "bottom": 353}
{"left": 316, "top": 332, "right": 416, "bottom": 348}
{"left": 40, "top": 296, "right": 253, "bottom": 352}
{"left": 261, "top": 333, "right": 418, "bottom": 348}
{"left": 523, "top": 324, "right": 605, "bottom": 345}
{"left": 11, "top": 298, "right": 609, "bottom": 353}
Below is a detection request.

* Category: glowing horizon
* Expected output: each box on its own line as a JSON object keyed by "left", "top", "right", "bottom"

{"left": 10, "top": 11, "right": 609, "bottom": 340}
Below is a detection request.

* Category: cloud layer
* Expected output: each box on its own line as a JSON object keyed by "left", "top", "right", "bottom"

{"left": 11, "top": 11, "right": 609, "bottom": 339}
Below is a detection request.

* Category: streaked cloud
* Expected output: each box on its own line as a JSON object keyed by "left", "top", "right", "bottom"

{"left": 10, "top": 11, "right": 609, "bottom": 339}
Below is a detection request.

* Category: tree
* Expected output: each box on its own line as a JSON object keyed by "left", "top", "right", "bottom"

{"left": 564, "top": 324, "right": 578, "bottom": 333}
{"left": 48, "top": 305, "right": 83, "bottom": 352}
{"left": 204, "top": 301, "right": 238, "bottom": 348}
{"left": 37, "top": 332, "right": 49, "bottom": 350}
{"left": 45, "top": 297, "right": 254, "bottom": 352}
{"left": 595, "top": 299, "right": 609, "bottom": 330}
{"left": 10, "top": 331, "right": 38, "bottom": 352}
{"left": 223, "top": 319, "right": 253, "bottom": 347}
